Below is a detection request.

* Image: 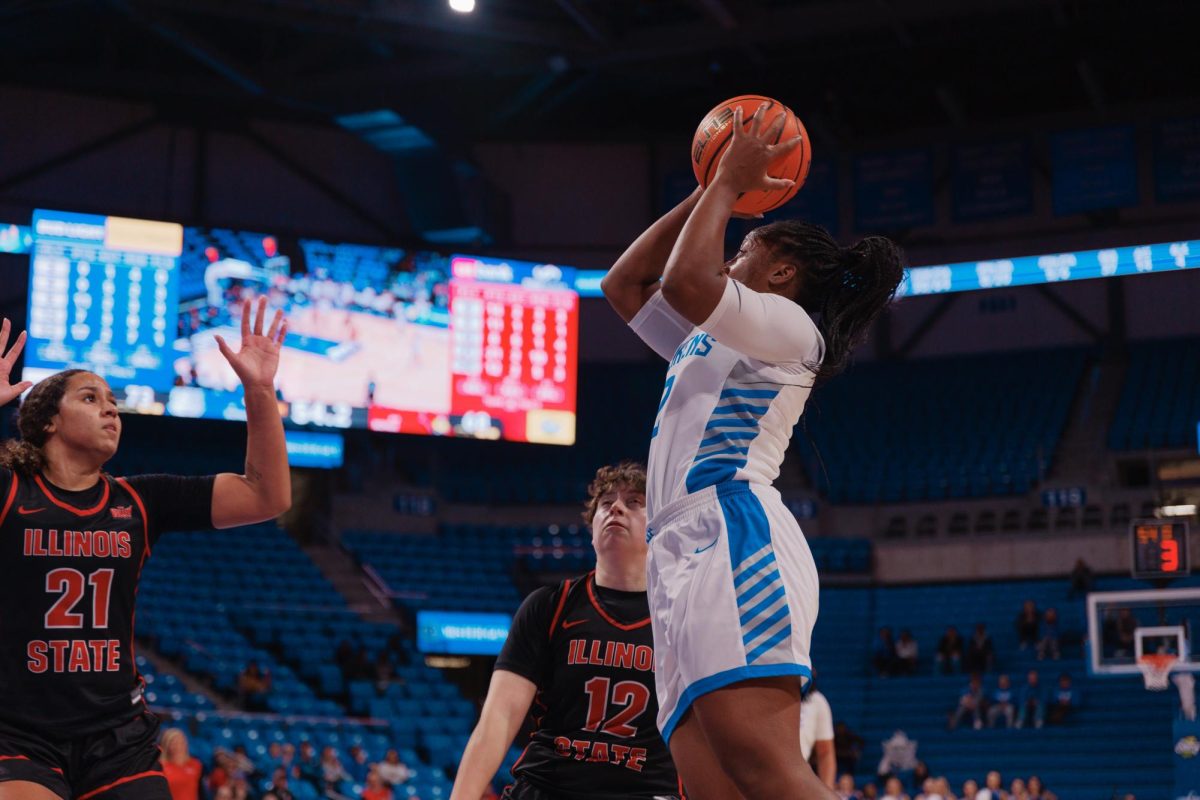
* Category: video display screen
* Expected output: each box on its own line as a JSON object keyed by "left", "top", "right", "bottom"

{"left": 22, "top": 209, "right": 579, "bottom": 445}
{"left": 416, "top": 610, "right": 511, "bottom": 656}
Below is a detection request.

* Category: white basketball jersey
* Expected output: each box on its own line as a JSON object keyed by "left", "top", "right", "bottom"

{"left": 629, "top": 279, "right": 824, "bottom": 515}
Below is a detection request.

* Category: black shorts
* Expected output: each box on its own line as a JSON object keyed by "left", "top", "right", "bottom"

{"left": 0, "top": 712, "right": 168, "bottom": 800}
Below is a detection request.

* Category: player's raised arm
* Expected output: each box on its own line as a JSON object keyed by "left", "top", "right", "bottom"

{"left": 600, "top": 186, "right": 703, "bottom": 323}
{"left": 211, "top": 297, "right": 292, "bottom": 529}
{"left": 661, "top": 104, "right": 802, "bottom": 326}
{"left": 450, "top": 670, "right": 537, "bottom": 800}
{"left": 0, "top": 317, "right": 32, "bottom": 406}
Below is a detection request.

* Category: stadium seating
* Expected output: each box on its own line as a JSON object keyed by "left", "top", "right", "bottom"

{"left": 795, "top": 348, "right": 1087, "bottom": 503}
{"left": 1109, "top": 337, "right": 1200, "bottom": 450}
{"left": 814, "top": 576, "right": 1175, "bottom": 800}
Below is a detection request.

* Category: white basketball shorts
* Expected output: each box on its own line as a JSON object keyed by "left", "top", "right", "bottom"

{"left": 646, "top": 480, "right": 818, "bottom": 744}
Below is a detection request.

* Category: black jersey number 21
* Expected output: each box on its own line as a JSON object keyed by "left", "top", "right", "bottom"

{"left": 582, "top": 677, "right": 651, "bottom": 738}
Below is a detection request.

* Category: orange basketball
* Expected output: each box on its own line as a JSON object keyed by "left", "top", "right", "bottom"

{"left": 691, "top": 94, "right": 811, "bottom": 216}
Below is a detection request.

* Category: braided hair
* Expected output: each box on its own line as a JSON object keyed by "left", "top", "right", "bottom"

{"left": 0, "top": 368, "right": 86, "bottom": 475}
{"left": 750, "top": 221, "right": 904, "bottom": 385}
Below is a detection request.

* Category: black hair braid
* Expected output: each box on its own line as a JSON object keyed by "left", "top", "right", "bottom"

{"left": 0, "top": 368, "right": 86, "bottom": 475}
{"left": 752, "top": 221, "right": 904, "bottom": 385}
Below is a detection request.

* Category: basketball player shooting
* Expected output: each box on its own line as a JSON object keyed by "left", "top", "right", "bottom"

{"left": 0, "top": 299, "right": 291, "bottom": 800}
{"left": 602, "top": 103, "right": 903, "bottom": 799}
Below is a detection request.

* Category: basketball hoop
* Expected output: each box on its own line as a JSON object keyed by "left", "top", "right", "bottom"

{"left": 1138, "top": 653, "right": 1178, "bottom": 690}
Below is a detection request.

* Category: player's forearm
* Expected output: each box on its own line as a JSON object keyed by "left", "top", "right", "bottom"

{"left": 450, "top": 721, "right": 514, "bottom": 800}
{"left": 660, "top": 180, "right": 738, "bottom": 324}
{"left": 818, "top": 751, "right": 837, "bottom": 789}
{"left": 601, "top": 187, "right": 702, "bottom": 318}
{"left": 241, "top": 384, "right": 291, "bottom": 516}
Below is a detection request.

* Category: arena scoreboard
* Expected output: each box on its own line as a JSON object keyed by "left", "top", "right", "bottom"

{"left": 20, "top": 209, "right": 579, "bottom": 446}
{"left": 1131, "top": 520, "right": 1191, "bottom": 580}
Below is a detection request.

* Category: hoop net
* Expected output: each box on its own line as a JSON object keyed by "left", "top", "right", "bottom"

{"left": 1138, "top": 653, "right": 1178, "bottom": 690}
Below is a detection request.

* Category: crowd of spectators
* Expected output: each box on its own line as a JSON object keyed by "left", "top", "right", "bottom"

{"left": 157, "top": 728, "right": 443, "bottom": 800}
{"left": 874, "top": 597, "right": 1071, "bottom": 678}
{"left": 835, "top": 768, "right": 1068, "bottom": 800}
{"left": 948, "top": 670, "right": 1078, "bottom": 730}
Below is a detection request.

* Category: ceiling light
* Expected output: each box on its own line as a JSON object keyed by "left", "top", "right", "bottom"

{"left": 449, "top": 0, "right": 475, "bottom": 12}
{"left": 1160, "top": 504, "right": 1198, "bottom": 517}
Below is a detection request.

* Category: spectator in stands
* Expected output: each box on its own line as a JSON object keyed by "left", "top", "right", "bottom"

{"left": 881, "top": 777, "right": 910, "bottom": 800}
{"left": 837, "top": 774, "right": 863, "bottom": 800}
{"left": 975, "top": 771, "right": 1006, "bottom": 800}
{"left": 1068, "top": 558, "right": 1093, "bottom": 598}
{"left": 1015, "top": 670, "right": 1045, "bottom": 729}
{"left": 1046, "top": 673, "right": 1077, "bottom": 724}
{"left": 1008, "top": 779, "right": 1028, "bottom": 800}
{"left": 374, "top": 750, "right": 412, "bottom": 786}
{"left": 346, "top": 746, "right": 371, "bottom": 784}
{"left": 230, "top": 745, "right": 256, "bottom": 778}
{"left": 215, "top": 787, "right": 234, "bottom": 800}
{"left": 320, "top": 746, "right": 350, "bottom": 795}
{"left": 160, "top": 728, "right": 203, "bottom": 800}
{"left": 1036, "top": 608, "right": 1061, "bottom": 661}
{"left": 964, "top": 623, "right": 995, "bottom": 674}
{"left": 229, "top": 776, "right": 250, "bottom": 800}
{"left": 269, "top": 767, "right": 295, "bottom": 800}
{"left": 874, "top": 627, "right": 899, "bottom": 676}
{"left": 1026, "top": 776, "right": 1056, "bottom": 800}
{"left": 265, "top": 743, "right": 285, "bottom": 771}
{"left": 835, "top": 721, "right": 866, "bottom": 776}
{"left": 948, "top": 673, "right": 985, "bottom": 730}
{"left": 374, "top": 650, "right": 395, "bottom": 689}
{"left": 800, "top": 678, "right": 837, "bottom": 789}
{"left": 916, "top": 778, "right": 944, "bottom": 800}
{"left": 336, "top": 639, "right": 355, "bottom": 678}
{"left": 298, "top": 742, "right": 322, "bottom": 788}
{"left": 862, "top": 784, "right": 879, "bottom": 800}
{"left": 895, "top": 630, "right": 919, "bottom": 675}
{"left": 1015, "top": 600, "right": 1040, "bottom": 650}
{"left": 934, "top": 778, "right": 956, "bottom": 800}
{"left": 912, "top": 761, "right": 931, "bottom": 790}
{"left": 362, "top": 770, "right": 393, "bottom": 800}
{"left": 960, "top": 780, "right": 978, "bottom": 800}
{"left": 987, "top": 674, "right": 1015, "bottom": 728}
{"left": 238, "top": 660, "right": 272, "bottom": 711}
{"left": 935, "top": 626, "right": 963, "bottom": 674}
{"left": 280, "top": 744, "right": 298, "bottom": 776}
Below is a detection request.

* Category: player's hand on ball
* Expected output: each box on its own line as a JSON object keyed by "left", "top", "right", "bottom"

{"left": 0, "top": 318, "right": 32, "bottom": 406}
{"left": 713, "top": 103, "right": 804, "bottom": 195}
{"left": 216, "top": 297, "right": 287, "bottom": 390}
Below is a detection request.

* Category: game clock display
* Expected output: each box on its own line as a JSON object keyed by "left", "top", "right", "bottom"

{"left": 21, "top": 209, "right": 579, "bottom": 446}
{"left": 1131, "top": 520, "right": 1191, "bottom": 580}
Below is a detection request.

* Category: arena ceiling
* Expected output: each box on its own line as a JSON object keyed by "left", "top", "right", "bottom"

{"left": 0, "top": 0, "right": 1194, "bottom": 148}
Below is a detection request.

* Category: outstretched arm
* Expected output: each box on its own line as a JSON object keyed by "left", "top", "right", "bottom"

{"left": 661, "top": 104, "right": 801, "bottom": 325}
{"left": 601, "top": 187, "right": 703, "bottom": 322}
{"left": 211, "top": 297, "right": 292, "bottom": 529}
{"left": 0, "top": 317, "right": 32, "bottom": 406}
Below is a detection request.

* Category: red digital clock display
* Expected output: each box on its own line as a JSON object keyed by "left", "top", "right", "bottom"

{"left": 1131, "top": 521, "right": 1190, "bottom": 580}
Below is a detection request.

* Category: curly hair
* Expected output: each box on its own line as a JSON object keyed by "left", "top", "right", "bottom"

{"left": 750, "top": 221, "right": 905, "bottom": 385}
{"left": 582, "top": 461, "right": 647, "bottom": 525}
{"left": 0, "top": 368, "right": 86, "bottom": 475}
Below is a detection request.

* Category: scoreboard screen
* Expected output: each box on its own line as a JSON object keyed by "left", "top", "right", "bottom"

{"left": 1131, "top": 520, "right": 1191, "bottom": 580}
{"left": 20, "top": 210, "right": 579, "bottom": 446}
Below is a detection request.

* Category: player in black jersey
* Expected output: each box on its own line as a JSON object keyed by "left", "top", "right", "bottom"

{"left": 450, "top": 462, "right": 681, "bottom": 800}
{"left": 0, "top": 301, "right": 292, "bottom": 800}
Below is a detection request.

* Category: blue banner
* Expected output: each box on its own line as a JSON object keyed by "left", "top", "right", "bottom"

{"left": 854, "top": 149, "right": 934, "bottom": 231}
{"left": 896, "top": 237, "right": 1200, "bottom": 298}
{"left": 767, "top": 157, "right": 839, "bottom": 234}
{"left": 1052, "top": 126, "right": 1139, "bottom": 216}
{"left": 952, "top": 140, "right": 1033, "bottom": 222}
{"left": 451, "top": 254, "right": 577, "bottom": 291}
{"left": 1156, "top": 118, "right": 1200, "bottom": 204}
{"left": 417, "top": 610, "right": 511, "bottom": 655}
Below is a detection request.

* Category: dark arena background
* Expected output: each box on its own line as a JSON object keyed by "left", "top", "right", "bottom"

{"left": 2, "top": 1, "right": 1200, "bottom": 798}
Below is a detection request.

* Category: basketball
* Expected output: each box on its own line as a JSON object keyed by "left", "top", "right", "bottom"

{"left": 691, "top": 94, "right": 811, "bottom": 216}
